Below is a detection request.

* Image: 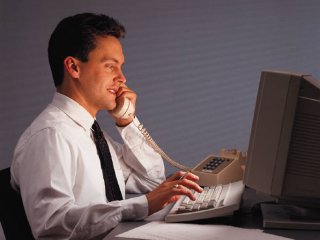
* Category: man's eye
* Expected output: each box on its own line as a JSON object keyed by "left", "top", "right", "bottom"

{"left": 106, "top": 65, "right": 115, "bottom": 71}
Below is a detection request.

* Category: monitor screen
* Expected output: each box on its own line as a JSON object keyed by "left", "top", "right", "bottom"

{"left": 244, "top": 70, "right": 320, "bottom": 202}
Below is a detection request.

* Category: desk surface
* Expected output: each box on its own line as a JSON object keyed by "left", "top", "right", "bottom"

{"left": 105, "top": 188, "right": 320, "bottom": 240}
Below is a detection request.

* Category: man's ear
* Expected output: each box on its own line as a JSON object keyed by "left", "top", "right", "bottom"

{"left": 64, "top": 57, "right": 80, "bottom": 78}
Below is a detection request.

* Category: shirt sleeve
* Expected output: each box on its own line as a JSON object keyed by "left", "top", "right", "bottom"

{"left": 11, "top": 128, "right": 149, "bottom": 239}
{"left": 113, "top": 117, "right": 166, "bottom": 193}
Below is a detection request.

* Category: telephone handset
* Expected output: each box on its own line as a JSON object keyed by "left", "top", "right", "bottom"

{"left": 113, "top": 98, "right": 245, "bottom": 186}
{"left": 112, "top": 97, "right": 136, "bottom": 120}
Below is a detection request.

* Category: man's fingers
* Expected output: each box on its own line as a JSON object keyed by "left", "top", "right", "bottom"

{"left": 169, "top": 179, "right": 203, "bottom": 201}
{"left": 179, "top": 179, "right": 203, "bottom": 193}
{"left": 117, "top": 85, "right": 134, "bottom": 97}
{"left": 166, "top": 171, "right": 185, "bottom": 181}
{"left": 171, "top": 184, "right": 197, "bottom": 201}
{"left": 183, "top": 172, "right": 200, "bottom": 182}
{"left": 166, "top": 171, "right": 199, "bottom": 182}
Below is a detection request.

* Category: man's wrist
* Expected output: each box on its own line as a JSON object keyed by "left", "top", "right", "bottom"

{"left": 115, "top": 118, "right": 133, "bottom": 127}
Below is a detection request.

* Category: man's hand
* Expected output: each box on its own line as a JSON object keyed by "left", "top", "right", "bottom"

{"left": 110, "top": 84, "right": 137, "bottom": 127}
{"left": 146, "top": 171, "right": 203, "bottom": 215}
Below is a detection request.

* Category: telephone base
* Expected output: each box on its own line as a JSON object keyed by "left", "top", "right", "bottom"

{"left": 192, "top": 149, "right": 246, "bottom": 187}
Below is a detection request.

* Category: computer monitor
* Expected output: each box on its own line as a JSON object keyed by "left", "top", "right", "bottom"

{"left": 244, "top": 70, "right": 320, "bottom": 229}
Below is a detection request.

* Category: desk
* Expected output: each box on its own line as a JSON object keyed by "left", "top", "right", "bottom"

{"left": 105, "top": 188, "right": 320, "bottom": 240}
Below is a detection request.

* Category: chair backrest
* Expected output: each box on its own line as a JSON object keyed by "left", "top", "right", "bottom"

{"left": 0, "top": 168, "right": 34, "bottom": 240}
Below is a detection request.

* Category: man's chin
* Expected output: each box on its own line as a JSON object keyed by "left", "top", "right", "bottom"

{"left": 106, "top": 104, "right": 117, "bottom": 113}
{"left": 104, "top": 101, "right": 117, "bottom": 110}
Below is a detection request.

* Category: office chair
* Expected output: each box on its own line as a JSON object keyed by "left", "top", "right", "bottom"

{"left": 0, "top": 168, "right": 34, "bottom": 240}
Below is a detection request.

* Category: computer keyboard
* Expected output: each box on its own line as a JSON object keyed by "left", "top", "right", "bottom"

{"left": 165, "top": 180, "right": 245, "bottom": 223}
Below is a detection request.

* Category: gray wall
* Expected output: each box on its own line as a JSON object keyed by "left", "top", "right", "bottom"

{"left": 1, "top": 0, "right": 320, "bottom": 175}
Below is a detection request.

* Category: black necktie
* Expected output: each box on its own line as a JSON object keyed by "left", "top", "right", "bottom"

{"left": 91, "top": 120, "right": 123, "bottom": 201}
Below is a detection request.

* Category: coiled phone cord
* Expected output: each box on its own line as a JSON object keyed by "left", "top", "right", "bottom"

{"left": 131, "top": 117, "right": 192, "bottom": 172}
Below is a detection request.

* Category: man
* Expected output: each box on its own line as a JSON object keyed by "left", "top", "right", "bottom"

{"left": 10, "top": 13, "right": 202, "bottom": 239}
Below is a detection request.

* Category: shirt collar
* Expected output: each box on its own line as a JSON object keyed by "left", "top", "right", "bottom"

{"left": 51, "top": 92, "right": 95, "bottom": 134}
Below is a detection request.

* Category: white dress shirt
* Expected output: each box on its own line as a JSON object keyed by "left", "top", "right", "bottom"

{"left": 10, "top": 92, "right": 166, "bottom": 239}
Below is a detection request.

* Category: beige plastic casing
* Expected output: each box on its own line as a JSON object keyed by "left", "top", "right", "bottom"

{"left": 192, "top": 149, "right": 246, "bottom": 186}
{"left": 112, "top": 97, "right": 135, "bottom": 119}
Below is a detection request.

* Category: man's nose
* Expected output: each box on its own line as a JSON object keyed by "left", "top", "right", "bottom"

{"left": 116, "top": 71, "right": 126, "bottom": 84}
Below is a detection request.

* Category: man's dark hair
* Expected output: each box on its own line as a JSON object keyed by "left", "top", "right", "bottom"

{"left": 48, "top": 13, "right": 126, "bottom": 87}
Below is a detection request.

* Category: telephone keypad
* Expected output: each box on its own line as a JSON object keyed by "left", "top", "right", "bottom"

{"left": 202, "top": 157, "right": 231, "bottom": 173}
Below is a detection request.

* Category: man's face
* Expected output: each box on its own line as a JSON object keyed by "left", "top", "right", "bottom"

{"left": 76, "top": 36, "right": 126, "bottom": 116}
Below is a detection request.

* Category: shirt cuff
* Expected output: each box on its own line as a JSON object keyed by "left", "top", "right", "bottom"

{"left": 120, "top": 195, "right": 148, "bottom": 220}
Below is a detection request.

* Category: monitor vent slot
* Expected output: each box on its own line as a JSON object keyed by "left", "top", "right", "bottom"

{"left": 287, "top": 112, "right": 320, "bottom": 179}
